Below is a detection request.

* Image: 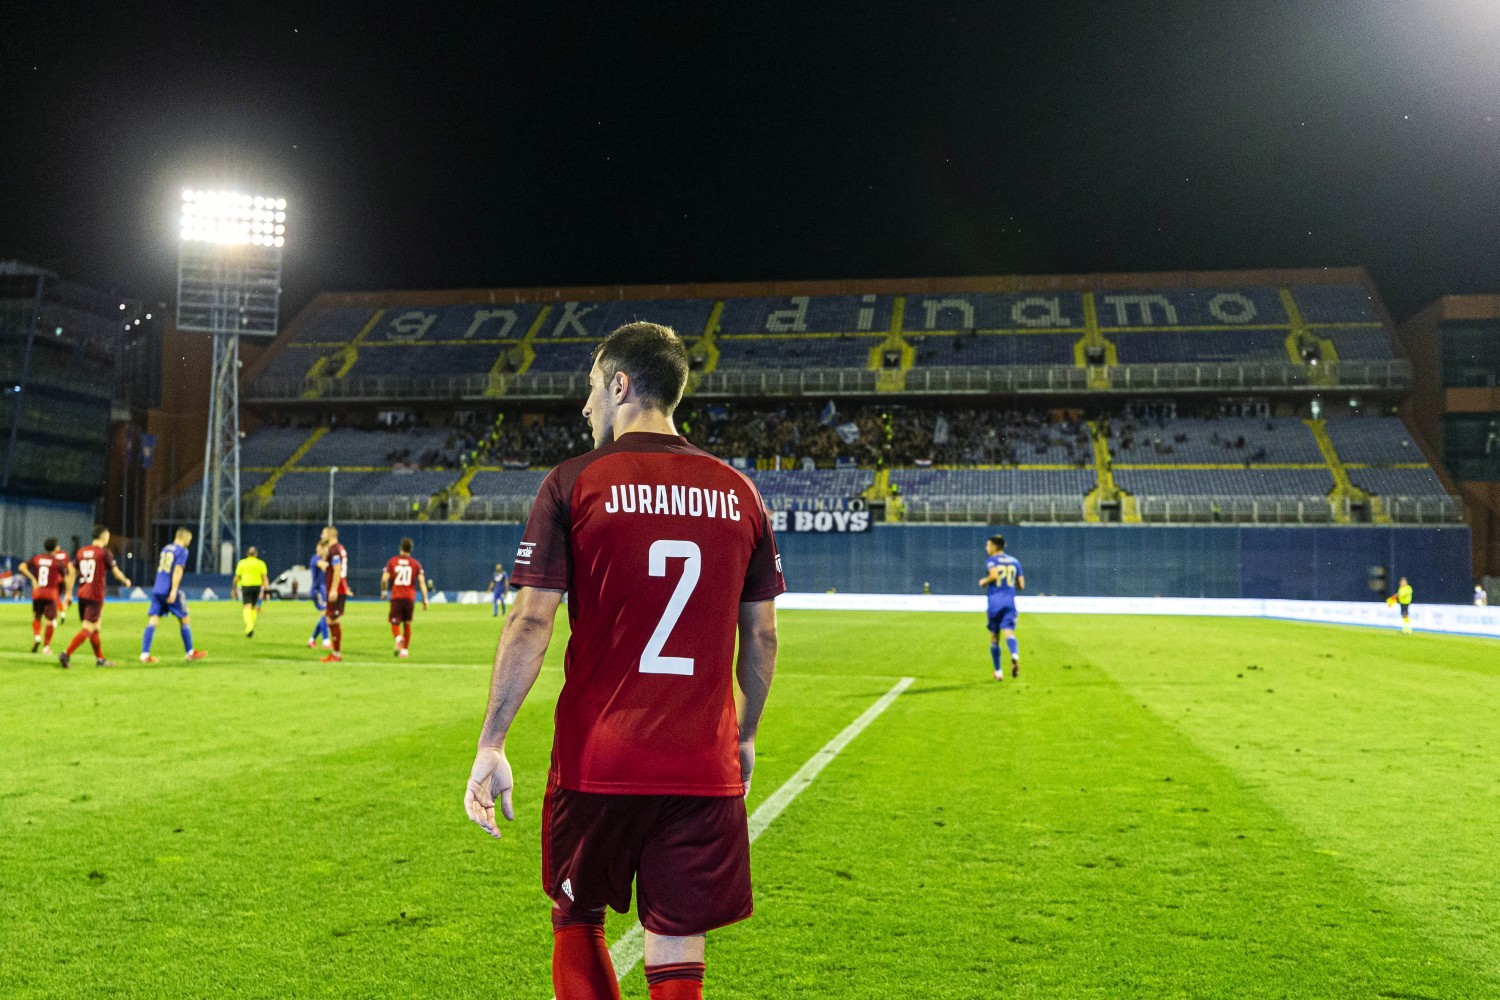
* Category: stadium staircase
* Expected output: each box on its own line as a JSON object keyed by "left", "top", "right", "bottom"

{"left": 301, "top": 310, "right": 386, "bottom": 399}
{"left": 685, "top": 301, "right": 725, "bottom": 395}
{"left": 1083, "top": 420, "right": 1139, "bottom": 523}
{"left": 868, "top": 297, "right": 912, "bottom": 393}
{"left": 1305, "top": 418, "right": 1388, "bottom": 524}
{"left": 245, "top": 427, "right": 330, "bottom": 517}
{"left": 485, "top": 306, "right": 552, "bottom": 397}
{"left": 1280, "top": 290, "right": 1340, "bottom": 386}
{"left": 1074, "top": 293, "right": 1118, "bottom": 391}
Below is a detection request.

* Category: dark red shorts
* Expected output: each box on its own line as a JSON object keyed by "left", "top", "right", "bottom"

{"left": 78, "top": 599, "right": 103, "bottom": 624}
{"left": 541, "top": 778, "right": 752, "bottom": 936}
{"left": 31, "top": 598, "right": 57, "bottom": 620}
{"left": 387, "top": 598, "right": 415, "bottom": 624}
{"left": 326, "top": 594, "right": 347, "bottom": 621}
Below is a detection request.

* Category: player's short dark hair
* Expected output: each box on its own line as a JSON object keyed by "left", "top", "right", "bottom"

{"left": 593, "top": 322, "right": 690, "bottom": 414}
{"left": 989, "top": 534, "right": 1005, "bottom": 550}
{"left": 92, "top": 524, "right": 109, "bottom": 540}
{"left": 43, "top": 537, "right": 57, "bottom": 551}
{"left": 247, "top": 546, "right": 258, "bottom": 557}
{"left": 400, "top": 538, "right": 413, "bottom": 553}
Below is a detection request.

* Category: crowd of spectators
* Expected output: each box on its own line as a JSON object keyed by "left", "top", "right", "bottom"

{"left": 1102, "top": 400, "right": 1279, "bottom": 463}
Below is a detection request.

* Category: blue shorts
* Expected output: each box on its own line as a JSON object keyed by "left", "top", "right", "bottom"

{"left": 148, "top": 593, "right": 189, "bottom": 619}
{"left": 312, "top": 589, "right": 327, "bottom": 611}
{"left": 987, "top": 605, "right": 1017, "bottom": 633}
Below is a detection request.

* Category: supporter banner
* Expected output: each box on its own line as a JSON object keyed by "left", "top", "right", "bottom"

{"left": 765, "top": 496, "right": 867, "bottom": 513}
{"left": 770, "top": 509, "right": 871, "bottom": 533}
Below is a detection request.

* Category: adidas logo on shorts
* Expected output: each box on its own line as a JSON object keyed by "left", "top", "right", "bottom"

{"left": 561, "top": 878, "right": 574, "bottom": 901}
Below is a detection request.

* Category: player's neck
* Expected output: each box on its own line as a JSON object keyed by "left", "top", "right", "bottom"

{"left": 610, "top": 406, "right": 678, "bottom": 441}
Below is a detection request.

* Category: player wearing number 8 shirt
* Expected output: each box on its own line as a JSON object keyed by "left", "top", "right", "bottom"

{"left": 465, "top": 322, "right": 784, "bottom": 1000}
{"left": 20, "top": 538, "right": 73, "bottom": 654}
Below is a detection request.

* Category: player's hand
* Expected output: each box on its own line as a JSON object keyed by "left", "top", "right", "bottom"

{"left": 422, "top": 602, "right": 429, "bottom": 611}
{"left": 465, "top": 745, "right": 515, "bottom": 838}
{"left": 738, "top": 738, "right": 755, "bottom": 798}
{"left": 123, "top": 578, "right": 132, "bottom": 587}
{"left": 167, "top": 592, "right": 178, "bottom": 604}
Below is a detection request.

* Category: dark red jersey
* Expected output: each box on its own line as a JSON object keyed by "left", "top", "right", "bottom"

{"left": 74, "top": 545, "right": 117, "bottom": 602}
{"left": 385, "top": 555, "right": 423, "bottom": 600}
{"left": 512, "top": 431, "right": 785, "bottom": 797}
{"left": 27, "top": 551, "right": 70, "bottom": 601}
{"left": 326, "top": 542, "right": 352, "bottom": 596}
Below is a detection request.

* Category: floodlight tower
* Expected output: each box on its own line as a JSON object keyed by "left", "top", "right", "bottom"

{"left": 175, "top": 189, "right": 287, "bottom": 572}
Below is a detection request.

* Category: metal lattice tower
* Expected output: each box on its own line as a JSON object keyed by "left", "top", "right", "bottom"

{"left": 176, "top": 190, "right": 286, "bottom": 572}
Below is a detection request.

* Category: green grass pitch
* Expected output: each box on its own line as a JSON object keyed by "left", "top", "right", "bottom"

{"left": 2, "top": 599, "right": 1498, "bottom": 998}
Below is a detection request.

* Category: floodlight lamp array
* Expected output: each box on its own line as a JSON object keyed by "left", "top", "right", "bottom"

{"left": 180, "top": 189, "right": 287, "bottom": 246}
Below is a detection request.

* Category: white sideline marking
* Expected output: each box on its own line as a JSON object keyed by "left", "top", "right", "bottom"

{"left": 601, "top": 675, "right": 914, "bottom": 986}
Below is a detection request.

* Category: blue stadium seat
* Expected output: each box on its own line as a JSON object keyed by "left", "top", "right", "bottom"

{"left": 527, "top": 340, "right": 600, "bottom": 373}
{"left": 715, "top": 337, "right": 882, "bottom": 370}
{"left": 1325, "top": 329, "right": 1396, "bottom": 360}
{"left": 300, "top": 427, "right": 459, "bottom": 467}
{"left": 908, "top": 333, "right": 1074, "bottom": 367}
{"left": 290, "top": 306, "right": 376, "bottom": 345}
{"left": 1112, "top": 330, "right": 1288, "bottom": 363}
{"left": 717, "top": 296, "right": 895, "bottom": 335}
{"left": 468, "top": 470, "right": 550, "bottom": 499}
{"left": 240, "top": 427, "right": 317, "bottom": 467}
{"left": 346, "top": 343, "right": 505, "bottom": 378}
{"left": 1093, "top": 288, "right": 1288, "bottom": 328}
{"left": 1323, "top": 417, "right": 1421, "bottom": 465}
{"left": 1347, "top": 467, "right": 1447, "bottom": 497}
{"left": 1291, "top": 285, "right": 1376, "bottom": 323}
{"left": 1113, "top": 468, "right": 1333, "bottom": 497}
{"left": 746, "top": 468, "right": 873, "bottom": 503}
{"left": 536, "top": 299, "right": 718, "bottom": 340}
{"left": 898, "top": 292, "right": 1086, "bottom": 331}
{"left": 1108, "top": 417, "right": 1323, "bottom": 464}
{"left": 892, "top": 468, "right": 1097, "bottom": 497}
{"left": 258, "top": 347, "right": 321, "bottom": 379}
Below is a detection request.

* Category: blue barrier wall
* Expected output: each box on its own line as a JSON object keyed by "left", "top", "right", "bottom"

{"left": 235, "top": 522, "right": 1473, "bottom": 605}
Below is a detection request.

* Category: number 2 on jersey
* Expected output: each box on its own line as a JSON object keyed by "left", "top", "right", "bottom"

{"left": 640, "top": 539, "right": 701, "bottom": 676}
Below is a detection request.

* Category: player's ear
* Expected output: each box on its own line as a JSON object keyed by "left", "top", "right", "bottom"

{"left": 611, "top": 369, "right": 630, "bottom": 405}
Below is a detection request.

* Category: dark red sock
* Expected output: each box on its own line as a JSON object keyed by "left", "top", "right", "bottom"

{"left": 330, "top": 622, "right": 342, "bottom": 652}
{"left": 401, "top": 622, "right": 411, "bottom": 648}
{"left": 44, "top": 623, "right": 55, "bottom": 646}
{"left": 645, "top": 963, "right": 705, "bottom": 1000}
{"left": 552, "top": 908, "right": 619, "bottom": 1000}
{"left": 390, "top": 622, "right": 400, "bottom": 638}
{"left": 89, "top": 633, "right": 103, "bottom": 657}
{"left": 66, "top": 630, "right": 89, "bottom": 656}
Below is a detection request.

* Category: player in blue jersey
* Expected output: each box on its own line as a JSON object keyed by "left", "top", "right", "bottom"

{"left": 489, "top": 562, "right": 508, "bottom": 617}
{"left": 978, "top": 534, "right": 1024, "bottom": 680}
{"left": 306, "top": 541, "right": 331, "bottom": 649}
{"left": 140, "top": 527, "right": 207, "bottom": 663}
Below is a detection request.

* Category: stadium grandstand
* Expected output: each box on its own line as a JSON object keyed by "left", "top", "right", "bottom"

{"left": 141, "top": 267, "right": 1477, "bottom": 601}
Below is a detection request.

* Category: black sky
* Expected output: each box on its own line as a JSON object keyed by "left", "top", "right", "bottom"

{"left": 3, "top": 2, "right": 1497, "bottom": 320}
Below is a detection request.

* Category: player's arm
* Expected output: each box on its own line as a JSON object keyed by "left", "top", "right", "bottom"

{"left": 380, "top": 569, "right": 390, "bottom": 600}
{"left": 111, "top": 563, "right": 132, "bottom": 587}
{"left": 64, "top": 564, "right": 77, "bottom": 605}
{"left": 418, "top": 572, "right": 429, "bottom": 609}
{"left": 18, "top": 562, "right": 35, "bottom": 586}
{"left": 978, "top": 565, "right": 999, "bottom": 588}
{"left": 232, "top": 567, "right": 242, "bottom": 600}
{"left": 168, "top": 564, "right": 184, "bottom": 603}
{"left": 735, "top": 598, "right": 779, "bottom": 798}
{"left": 465, "top": 586, "right": 564, "bottom": 837}
{"left": 1017, "top": 574, "right": 1025, "bottom": 591}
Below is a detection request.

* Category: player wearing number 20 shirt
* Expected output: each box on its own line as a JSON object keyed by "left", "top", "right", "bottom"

{"left": 466, "top": 322, "right": 784, "bottom": 1000}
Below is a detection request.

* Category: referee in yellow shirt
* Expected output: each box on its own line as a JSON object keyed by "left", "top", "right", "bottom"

{"left": 233, "top": 547, "right": 271, "bottom": 638}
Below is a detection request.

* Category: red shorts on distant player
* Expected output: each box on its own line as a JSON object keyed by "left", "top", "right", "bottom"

{"left": 31, "top": 598, "right": 57, "bottom": 620}
{"left": 541, "top": 777, "right": 752, "bottom": 936}
{"left": 77, "top": 599, "right": 103, "bottom": 624}
{"left": 387, "top": 598, "right": 415, "bottom": 624}
{"left": 326, "top": 594, "right": 347, "bottom": 621}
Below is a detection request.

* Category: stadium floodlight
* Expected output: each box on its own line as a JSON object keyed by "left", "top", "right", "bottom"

{"left": 176, "top": 186, "right": 289, "bottom": 571}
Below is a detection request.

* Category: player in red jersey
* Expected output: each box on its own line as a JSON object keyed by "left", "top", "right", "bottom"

{"left": 59, "top": 524, "right": 133, "bottom": 668}
{"left": 381, "top": 538, "right": 429, "bottom": 658}
{"left": 319, "top": 524, "right": 351, "bottom": 662}
{"left": 465, "top": 323, "right": 783, "bottom": 1000}
{"left": 19, "top": 538, "right": 74, "bottom": 655}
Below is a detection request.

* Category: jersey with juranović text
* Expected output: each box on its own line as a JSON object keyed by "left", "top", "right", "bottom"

{"left": 511, "top": 431, "right": 786, "bottom": 797}
{"left": 986, "top": 553, "right": 1022, "bottom": 609}
{"left": 75, "top": 545, "right": 117, "bottom": 602}
{"left": 153, "top": 543, "right": 189, "bottom": 595}
{"left": 385, "top": 556, "right": 422, "bottom": 600}
{"left": 28, "top": 551, "right": 70, "bottom": 600}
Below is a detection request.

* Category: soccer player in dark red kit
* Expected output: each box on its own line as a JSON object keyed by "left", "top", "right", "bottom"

{"left": 59, "top": 525, "right": 133, "bottom": 668}
{"left": 465, "top": 322, "right": 784, "bottom": 1000}
{"left": 20, "top": 538, "right": 73, "bottom": 654}
{"left": 381, "top": 537, "right": 429, "bottom": 658}
{"left": 319, "top": 525, "right": 351, "bottom": 662}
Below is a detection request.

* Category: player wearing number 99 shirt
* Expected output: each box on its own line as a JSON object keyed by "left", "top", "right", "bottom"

{"left": 465, "top": 322, "right": 784, "bottom": 1000}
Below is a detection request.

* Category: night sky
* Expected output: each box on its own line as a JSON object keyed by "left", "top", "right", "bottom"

{"left": 4, "top": 3, "right": 1497, "bottom": 320}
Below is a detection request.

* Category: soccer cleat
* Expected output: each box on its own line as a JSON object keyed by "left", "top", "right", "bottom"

{"left": 398, "top": 648, "right": 409, "bottom": 658}
{"left": 95, "top": 658, "right": 114, "bottom": 668}
{"left": 31, "top": 637, "right": 41, "bottom": 653}
{"left": 140, "top": 653, "right": 159, "bottom": 664}
{"left": 185, "top": 650, "right": 208, "bottom": 661}
{"left": 247, "top": 630, "right": 254, "bottom": 638}
{"left": 1011, "top": 656, "right": 1020, "bottom": 678}
{"left": 57, "top": 651, "right": 70, "bottom": 669}
{"left": 42, "top": 646, "right": 51, "bottom": 655}
{"left": 319, "top": 652, "right": 343, "bottom": 663}
{"left": 321, "top": 639, "right": 332, "bottom": 649}
{"left": 993, "top": 669, "right": 1004, "bottom": 682}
